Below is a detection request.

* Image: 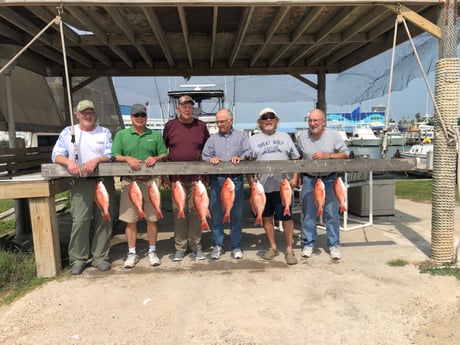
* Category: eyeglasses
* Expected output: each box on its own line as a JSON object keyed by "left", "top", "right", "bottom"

{"left": 260, "top": 113, "right": 276, "bottom": 121}
{"left": 81, "top": 111, "right": 95, "bottom": 116}
{"left": 132, "top": 113, "right": 147, "bottom": 118}
{"left": 216, "top": 119, "right": 230, "bottom": 124}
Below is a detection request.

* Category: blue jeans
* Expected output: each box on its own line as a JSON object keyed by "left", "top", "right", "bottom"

{"left": 300, "top": 173, "right": 340, "bottom": 248}
{"left": 210, "top": 175, "right": 244, "bottom": 250}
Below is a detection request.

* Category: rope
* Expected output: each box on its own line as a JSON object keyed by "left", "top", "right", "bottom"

{"left": 401, "top": 16, "right": 457, "bottom": 147}
{"left": 432, "top": 58, "right": 458, "bottom": 263}
{"left": 56, "top": 6, "right": 78, "bottom": 163}
{"left": 381, "top": 15, "right": 400, "bottom": 159}
{"left": 0, "top": 17, "right": 57, "bottom": 75}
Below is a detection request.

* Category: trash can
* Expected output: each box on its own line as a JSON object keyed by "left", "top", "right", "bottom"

{"left": 347, "top": 175, "right": 395, "bottom": 217}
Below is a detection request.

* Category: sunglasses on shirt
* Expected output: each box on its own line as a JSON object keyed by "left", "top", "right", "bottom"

{"left": 260, "top": 113, "right": 276, "bottom": 121}
{"left": 132, "top": 113, "right": 147, "bottom": 118}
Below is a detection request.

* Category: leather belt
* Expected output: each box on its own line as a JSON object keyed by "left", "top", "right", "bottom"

{"left": 122, "top": 176, "right": 153, "bottom": 182}
{"left": 304, "top": 173, "right": 336, "bottom": 178}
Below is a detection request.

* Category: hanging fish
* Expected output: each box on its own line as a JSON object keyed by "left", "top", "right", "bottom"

{"left": 172, "top": 180, "right": 186, "bottom": 219}
{"left": 129, "top": 181, "right": 145, "bottom": 219}
{"left": 334, "top": 176, "right": 347, "bottom": 213}
{"left": 280, "top": 178, "right": 293, "bottom": 216}
{"left": 94, "top": 181, "right": 110, "bottom": 221}
{"left": 148, "top": 180, "right": 163, "bottom": 219}
{"left": 250, "top": 180, "right": 266, "bottom": 226}
{"left": 220, "top": 177, "right": 235, "bottom": 224}
{"left": 313, "top": 178, "right": 326, "bottom": 217}
{"left": 193, "top": 180, "right": 211, "bottom": 231}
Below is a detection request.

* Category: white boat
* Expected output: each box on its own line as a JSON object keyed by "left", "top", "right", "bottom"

{"left": 350, "top": 126, "right": 382, "bottom": 147}
{"left": 400, "top": 143, "right": 433, "bottom": 159}
{"left": 400, "top": 143, "right": 434, "bottom": 175}
{"left": 382, "top": 129, "right": 407, "bottom": 146}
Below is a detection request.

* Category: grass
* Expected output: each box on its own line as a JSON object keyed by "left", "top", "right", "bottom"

{"left": 394, "top": 178, "right": 460, "bottom": 203}
{"left": 0, "top": 249, "right": 47, "bottom": 304}
{"left": 419, "top": 263, "right": 460, "bottom": 281}
{"left": 387, "top": 259, "right": 409, "bottom": 267}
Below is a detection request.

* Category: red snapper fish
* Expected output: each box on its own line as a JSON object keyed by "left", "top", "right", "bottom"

{"left": 193, "top": 180, "right": 211, "bottom": 231}
{"left": 280, "top": 178, "right": 293, "bottom": 216}
{"left": 313, "top": 178, "right": 326, "bottom": 217}
{"left": 172, "top": 180, "right": 186, "bottom": 219}
{"left": 94, "top": 181, "right": 110, "bottom": 221}
{"left": 250, "top": 180, "right": 266, "bottom": 226}
{"left": 220, "top": 177, "right": 235, "bottom": 224}
{"left": 129, "top": 181, "right": 145, "bottom": 219}
{"left": 148, "top": 180, "right": 163, "bottom": 219}
{"left": 334, "top": 176, "right": 347, "bottom": 213}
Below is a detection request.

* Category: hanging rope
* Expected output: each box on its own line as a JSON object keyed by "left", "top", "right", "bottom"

{"left": 0, "top": 17, "right": 57, "bottom": 75}
{"left": 400, "top": 14, "right": 458, "bottom": 147}
{"left": 56, "top": 5, "right": 78, "bottom": 163}
{"left": 381, "top": 15, "right": 401, "bottom": 159}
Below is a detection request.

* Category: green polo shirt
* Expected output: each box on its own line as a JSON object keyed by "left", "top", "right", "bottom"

{"left": 112, "top": 127, "right": 168, "bottom": 160}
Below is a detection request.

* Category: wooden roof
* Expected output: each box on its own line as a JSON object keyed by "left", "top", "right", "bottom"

{"left": 0, "top": 1, "right": 443, "bottom": 78}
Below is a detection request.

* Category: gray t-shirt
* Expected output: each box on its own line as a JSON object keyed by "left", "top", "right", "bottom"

{"left": 297, "top": 128, "right": 349, "bottom": 160}
{"left": 250, "top": 131, "right": 300, "bottom": 193}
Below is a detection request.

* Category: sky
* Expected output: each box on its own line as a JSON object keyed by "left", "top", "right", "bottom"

{"left": 114, "top": 73, "right": 435, "bottom": 125}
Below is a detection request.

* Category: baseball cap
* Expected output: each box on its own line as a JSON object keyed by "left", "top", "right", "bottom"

{"left": 77, "top": 100, "right": 95, "bottom": 112}
{"left": 258, "top": 107, "right": 278, "bottom": 118}
{"left": 178, "top": 95, "right": 194, "bottom": 105}
{"left": 130, "top": 103, "right": 147, "bottom": 115}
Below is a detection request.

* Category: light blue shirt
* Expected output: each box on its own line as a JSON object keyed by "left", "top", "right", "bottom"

{"left": 202, "top": 128, "right": 252, "bottom": 162}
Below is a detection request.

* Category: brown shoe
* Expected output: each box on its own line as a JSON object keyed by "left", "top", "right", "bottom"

{"left": 262, "top": 248, "right": 280, "bottom": 260}
{"left": 285, "top": 251, "right": 298, "bottom": 265}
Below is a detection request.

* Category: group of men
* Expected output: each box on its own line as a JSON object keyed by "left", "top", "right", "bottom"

{"left": 52, "top": 97, "right": 349, "bottom": 275}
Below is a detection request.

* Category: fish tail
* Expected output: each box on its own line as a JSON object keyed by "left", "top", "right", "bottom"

{"left": 201, "top": 220, "right": 210, "bottom": 231}
{"left": 254, "top": 216, "right": 263, "bottom": 226}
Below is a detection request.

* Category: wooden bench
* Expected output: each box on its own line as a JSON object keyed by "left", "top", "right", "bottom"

{"left": 0, "top": 146, "right": 53, "bottom": 178}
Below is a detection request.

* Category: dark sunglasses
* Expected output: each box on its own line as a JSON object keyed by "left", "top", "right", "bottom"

{"left": 260, "top": 113, "right": 276, "bottom": 121}
{"left": 132, "top": 113, "right": 147, "bottom": 118}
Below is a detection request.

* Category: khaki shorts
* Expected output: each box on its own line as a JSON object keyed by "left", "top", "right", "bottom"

{"left": 118, "top": 177, "right": 160, "bottom": 223}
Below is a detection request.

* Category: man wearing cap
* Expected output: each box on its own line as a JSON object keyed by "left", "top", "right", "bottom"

{"left": 202, "top": 108, "right": 252, "bottom": 260}
{"left": 112, "top": 103, "right": 168, "bottom": 269}
{"left": 248, "top": 107, "right": 300, "bottom": 265}
{"left": 162, "top": 95, "right": 210, "bottom": 261}
{"left": 52, "top": 99, "right": 115, "bottom": 275}
{"left": 297, "top": 108, "right": 349, "bottom": 260}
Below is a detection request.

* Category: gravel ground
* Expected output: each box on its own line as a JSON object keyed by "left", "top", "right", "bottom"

{"left": 0, "top": 198, "right": 459, "bottom": 345}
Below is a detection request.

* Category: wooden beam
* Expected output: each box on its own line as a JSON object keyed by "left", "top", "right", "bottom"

{"left": 385, "top": 4, "right": 442, "bottom": 39}
{"left": 143, "top": 7, "right": 175, "bottom": 67}
{"left": 228, "top": 6, "right": 254, "bottom": 67}
{"left": 249, "top": 6, "right": 291, "bottom": 67}
{"left": 41, "top": 159, "right": 416, "bottom": 178}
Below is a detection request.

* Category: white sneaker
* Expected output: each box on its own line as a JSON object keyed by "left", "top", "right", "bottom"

{"left": 329, "top": 246, "right": 342, "bottom": 260}
{"left": 124, "top": 253, "right": 140, "bottom": 268}
{"left": 210, "top": 245, "right": 223, "bottom": 260}
{"left": 148, "top": 251, "right": 161, "bottom": 266}
{"left": 231, "top": 248, "right": 243, "bottom": 259}
{"left": 301, "top": 246, "right": 314, "bottom": 258}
